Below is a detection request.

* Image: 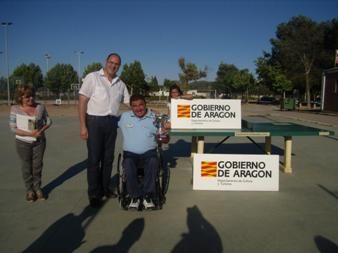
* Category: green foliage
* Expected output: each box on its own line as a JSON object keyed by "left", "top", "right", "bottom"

{"left": 147, "top": 76, "right": 159, "bottom": 92}
{"left": 46, "top": 64, "right": 77, "bottom": 97}
{"left": 178, "top": 57, "right": 207, "bottom": 90}
{"left": 163, "top": 79, "right": 177, "bottom": 89}
{"left": 216, "top": 63, "right": 239, "bottom": 88}
{"left": 11, "top": 63, "right": 43, "bottom": 89}
{"left": 82, "top": 62, "right": 102, "bottom": 78}
{"left": 311, "top": 18, "right": 338, "bottom": 93}
{"left": 215, "top": 63, "right": 256, "bottom": 99}
{"left": 120, "top": 61, "right": 148, "bottom": 94}
{"left": 255, "top": 54, "right": 292, "bottom": 95}
{"left": 233, "top": 69, "right": 255, "bottom": 91}
{"left": 270, "top": 15, "right": 325, "bottom": 105}
{"left": 256, "top": 16, "right": 338, "bottom": 106}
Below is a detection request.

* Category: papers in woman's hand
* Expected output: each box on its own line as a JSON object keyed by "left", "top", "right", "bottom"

{"left": 15, "top": 114, "right": 37, "bottom": 142}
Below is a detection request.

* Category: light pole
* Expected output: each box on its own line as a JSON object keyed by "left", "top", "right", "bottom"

{"left": 45, "top": 53, "right": 51, "bottom": 74}
{"left": 0, "top": 51, "right": 3, "bottom": 76}
{"left": 2, "top": 22, "right": 13, "bottom": 106}
{"left": 75, "top": 51, "right": 84, "bottom": 85}
{"left": 44, "top": 53, "right": 51, "bottom": 83}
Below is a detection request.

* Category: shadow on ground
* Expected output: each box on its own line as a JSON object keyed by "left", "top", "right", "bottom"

{"left": 89, "top": 218, "right": 145, "bottom": 253}
{"left": 171, "top": 205, "right": 223, "bottom": 253}
{"left": 314, "top": 235, "right": 338, "bottom": 253}
{"left": 42, "top": 159, "right": 87, "bottom": 196}
{"left": 22, "top": 204, "right": 100, "bottom": 252}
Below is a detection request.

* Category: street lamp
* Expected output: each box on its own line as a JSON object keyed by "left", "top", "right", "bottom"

{"left": 75, "top": 51, "right": 84, "bottom": 85}
{"left": 0, "top": 51, "right": 3, "bottom": 75}
{"left": 2, "top": 21, "right": 13, "bottom": 106}
{"left": 45, "top": 53, "right": 51, "bottom": 73}
{"left": 44, "top": 53, "right": 51, "bottom": 84}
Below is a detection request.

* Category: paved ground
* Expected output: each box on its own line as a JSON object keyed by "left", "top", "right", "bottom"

{"left": 0, "top": 104, "right": 337, "bottom": 253}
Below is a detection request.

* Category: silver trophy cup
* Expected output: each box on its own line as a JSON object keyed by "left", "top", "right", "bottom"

{"left": 154, "top": 113, "right": 169, "bottom": 141}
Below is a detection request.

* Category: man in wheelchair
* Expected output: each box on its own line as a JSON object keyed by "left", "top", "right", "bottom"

{"left": 118, "top": 94, "right": 170, "bottom": 210}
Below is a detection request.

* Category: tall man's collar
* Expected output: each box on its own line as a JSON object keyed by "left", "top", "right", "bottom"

{"left": 100, "top": 68, "right": 120, "bottom": 85}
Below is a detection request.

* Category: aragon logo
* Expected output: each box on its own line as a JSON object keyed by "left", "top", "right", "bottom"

{"left": 177, "top": 104, "right": 190, "bottom": 118}
{"left": 201, "top": 161, "right": 217, "bottom": 177}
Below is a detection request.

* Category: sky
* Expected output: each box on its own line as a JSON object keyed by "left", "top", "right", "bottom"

{"left": 0, "top": 0, "right": 337, "bottom": 84}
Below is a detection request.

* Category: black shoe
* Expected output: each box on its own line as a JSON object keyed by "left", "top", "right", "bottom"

{"left": 104, "top": 191, "right": 117, "bottom": 199}
{"left": 89, "top": 198, "right": 102, "bottom": 208}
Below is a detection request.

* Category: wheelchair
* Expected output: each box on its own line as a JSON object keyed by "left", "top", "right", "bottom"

{"left": 116, "top": 143, "right": 170, "bottom": 210}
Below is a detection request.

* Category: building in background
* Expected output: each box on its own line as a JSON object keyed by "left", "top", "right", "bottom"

{"left": 321, "top": 67, "right": 338, "bottom": 112}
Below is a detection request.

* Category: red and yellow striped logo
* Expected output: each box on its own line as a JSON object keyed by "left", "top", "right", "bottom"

{"left": 177, "top": 104, "right": 190, "bottom": 118}
{"left": 201, "top": 161, "right": 217, "bottom": 177}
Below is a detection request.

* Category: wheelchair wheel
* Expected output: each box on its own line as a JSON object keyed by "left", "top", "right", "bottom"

{"left": 159, "top": 154, "right": 170, "bottom": 196}
{"left": 117, "top": 153, "right": 129, "bottom": 210}
{"left": 118, "top": 196, "right": 130, "bottom": 210}
{"left": 116, "top": 153, "right": 123, "bottom": 196}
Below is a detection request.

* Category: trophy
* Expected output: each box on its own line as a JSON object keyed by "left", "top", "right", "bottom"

{"left": 154, "top": 113, "right": 169, "bottom": 142}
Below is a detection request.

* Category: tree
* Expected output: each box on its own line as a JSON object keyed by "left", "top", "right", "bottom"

{"left": 147, "top": 76, "right": 159, "bottom": 92}
{"left": 82, "top": 62, "right": 102, "bottom": 78}
{"left": 178, "top": 57, "right": 207, "bottom": 90}
{"left": 216, "top": 62, "right": 257, "bottom": 100}
{"left": 120, "top": 61, "right": 147, "bottom": 94}
{"left": 232, "top": 69, "right": 256, "bottom": 102}
{"left": 216, "top": 63, "right": 239, "bottom": 90}
{"left": 311, "top": 18, "right": 338, "bottom": 95}
{"left": 163, "top": 79, "right": 177, "bottom": 89}
{"left": 319, "top": 18, "right": 338, "bottom": 68}
{"left": 11, "top": 63, "right": 43, "bottom": 89}
{"left": 255, "top": 54, "right": 293, "bottom": 98}
{"left": 46, "top": 64, "right": 77, "bottom": 97}
{"left": 270, "top": 16, "right": 324, "bottom": 107}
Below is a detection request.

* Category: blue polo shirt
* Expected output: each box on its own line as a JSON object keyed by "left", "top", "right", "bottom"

{"left": 118, "top": 110, "right": 157, "bottom": 154}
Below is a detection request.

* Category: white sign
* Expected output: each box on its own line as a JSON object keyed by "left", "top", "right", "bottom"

{"left": 170, "top": 99, "right": 241, "bottom": 129}
{"left": 193, "top": 154, "right": 279, "bottom": 191}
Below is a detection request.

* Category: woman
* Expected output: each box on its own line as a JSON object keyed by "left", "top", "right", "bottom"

{"left": 167, "top": 84, "right": 193, "bottom": 113}
{"left": 9, "top": 85, "right": 52, "bottom": 202}
{"left": 169, "top": 84, "right": 193, "bottom": 100}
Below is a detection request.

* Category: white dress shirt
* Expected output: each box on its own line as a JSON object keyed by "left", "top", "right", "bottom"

{"left": 79, "top": 69, "right": 130, "bottom": 116}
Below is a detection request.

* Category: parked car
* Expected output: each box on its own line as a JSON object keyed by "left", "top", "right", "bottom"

{"left": 257, "top": 96, "right": 276, "bottom": 105}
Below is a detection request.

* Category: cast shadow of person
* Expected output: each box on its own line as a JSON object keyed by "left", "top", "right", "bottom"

{"left": 42, "top": 159, "right": 88, "bottom": 197}
{"left": 89, "top": 218, "right": 145, "bottom": 253}
{"left": 171, "top": 205, "right": 223, "bottom": 253}
{"left": 315, "top": 235, "right": 338, "bottom": 253}
{"left": 22, "top": 205, "right": 98, "bottom": 253}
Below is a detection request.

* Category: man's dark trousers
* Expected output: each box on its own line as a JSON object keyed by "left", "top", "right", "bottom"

{"left": 123, "top": 149, "right": 159, "bottom": 198}
{"left": 86, "top": 115, "right": 118, "bottom": 200}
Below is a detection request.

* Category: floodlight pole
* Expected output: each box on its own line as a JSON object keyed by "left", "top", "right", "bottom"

{"left": 44, "top": 53, "right": 51, "bottom": 84}
{"left": 2, "top": 22, "right": 13, "bottom": 106}
{"left": 45, "top": 53, "right": 51, "bottom": 74}
{"left": 76, "top": 51, "right": 84, "bottom": 86}
{"left": 0, "top": 51, "right": 3, "bottom": 73}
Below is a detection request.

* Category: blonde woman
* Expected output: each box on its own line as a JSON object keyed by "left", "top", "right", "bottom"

{"left": 9, "top": 85, "right": 52, "bottom": 202}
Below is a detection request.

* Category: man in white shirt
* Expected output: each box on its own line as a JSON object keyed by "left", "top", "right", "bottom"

{"left": 79, "top": 53, "right": 130, "bottom": 208}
